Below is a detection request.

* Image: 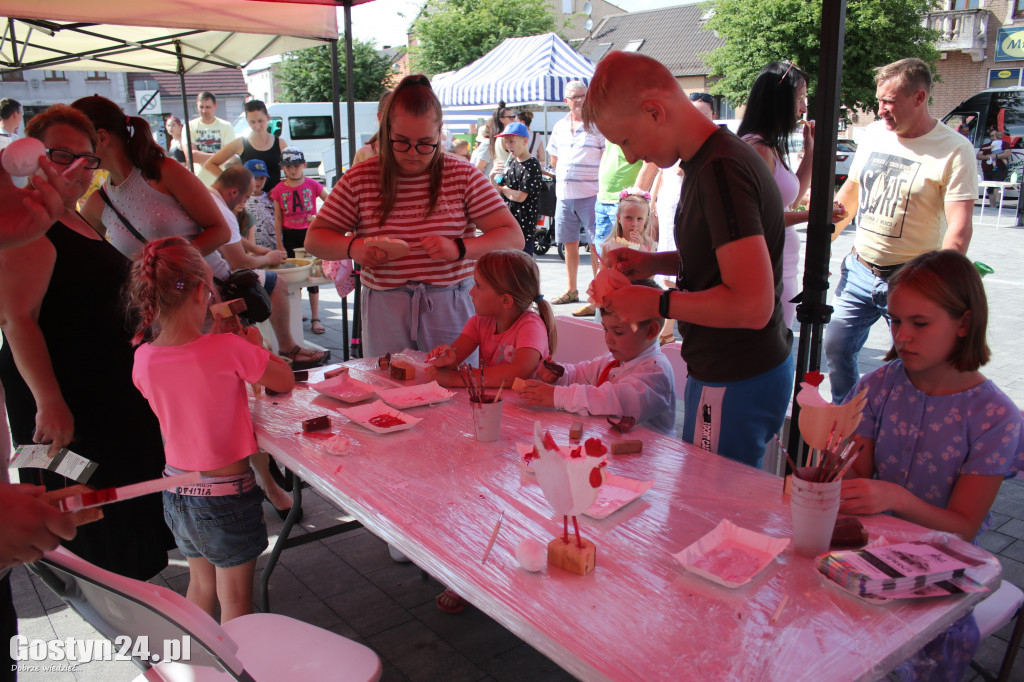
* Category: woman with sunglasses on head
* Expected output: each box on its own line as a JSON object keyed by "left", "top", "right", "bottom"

{"left": 738, "top": 62, "right": 843, "bottom": 328}
{"left": 0, "top": 105, "right": 174, "bottom": 581}
{"left": 487, "top": 102, "right": 516, "bottom": 181}
{"left": 307, "top": 74, "right": 523, "bottom": 357}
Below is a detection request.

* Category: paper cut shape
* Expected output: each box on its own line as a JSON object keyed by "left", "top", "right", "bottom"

{"left": 796, "top": 381, "right": 868, "bottom": 450}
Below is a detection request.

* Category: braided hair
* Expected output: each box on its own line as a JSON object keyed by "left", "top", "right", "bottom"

{"left": 126, "top": 236, "right": 216, "bottom": 345}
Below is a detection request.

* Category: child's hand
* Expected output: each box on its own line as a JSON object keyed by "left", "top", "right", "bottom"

{"left": 536, "top": 359, "right": 561, "bottom": 384}
{"left": 420, "top": 235, "right": 459, "bottom": 262}
{"left": 240, "top": 325, "right": 265, "bottom": 348}
{"left": 519, "top": 380, "right": 555, "bottom": 407}
{"left": 427, "top": 344, "right": 457, "bottom": 368}
{"left": 349, "top": 239, "right": 390, "bottom": 267}
{"left": 839, "top": 478, "right": 898, "bottom": 516}
{"left": 629, "top": 229, "right": 644, "bottom": 244}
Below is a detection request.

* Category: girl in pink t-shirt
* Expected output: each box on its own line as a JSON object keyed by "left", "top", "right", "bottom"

{"left": 427, "top": 250, "right": 556, "bottom": 387}
{"left": 127, "top": 236, "right": 294, "bottom": 623}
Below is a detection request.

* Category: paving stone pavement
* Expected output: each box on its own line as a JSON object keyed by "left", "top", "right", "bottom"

{"left": 10, "top": 204, "right": 1024, "bottom": 681}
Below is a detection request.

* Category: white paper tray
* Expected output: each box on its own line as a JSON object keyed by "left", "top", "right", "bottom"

{"left": 673, "top": 519, "right": 789, "bottom": 588}
{"left": 312, "top": 374, "right": 378, "bottom": 403}
{"left": 376, "top": 381, "right": 454, "bottom": 409}
{"left": 339, "top": 400, "right": 422, "bottom": 434}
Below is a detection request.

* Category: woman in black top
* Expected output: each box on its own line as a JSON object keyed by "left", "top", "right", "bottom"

{"left": 203, "top": 99, "right": 286, "bottom": 191}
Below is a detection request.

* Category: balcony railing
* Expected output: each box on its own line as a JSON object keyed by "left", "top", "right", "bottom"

{"left": 923, "top": 8, "right": 989, "bottom": 61}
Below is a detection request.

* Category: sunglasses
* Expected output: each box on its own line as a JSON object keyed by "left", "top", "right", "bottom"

{"left": 688, "top": 92, "right": 713, "bottom": 105}
{"left": 778, "top": 60, "right": 804, "bottom": 85}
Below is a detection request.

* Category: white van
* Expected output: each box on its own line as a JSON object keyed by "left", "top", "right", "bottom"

{"left": 231, "top": 102, "right": 379, "bottom": 186}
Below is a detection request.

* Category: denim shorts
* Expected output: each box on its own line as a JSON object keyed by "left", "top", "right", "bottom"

{"left": 162, "top": 482, "right": 268, "bottom": 568}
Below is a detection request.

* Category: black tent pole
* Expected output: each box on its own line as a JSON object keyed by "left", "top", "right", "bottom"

{"left": 329, "top": 37, "right": 351, "bottom": 361}
{"left": 176, "top": 41, "right": 194, "bottom": 170}
{"left": 341, "top": 0, "right": 363, "bottom": 359}
{"left": 785, "top": 0, "right": 847, "bottom": 469}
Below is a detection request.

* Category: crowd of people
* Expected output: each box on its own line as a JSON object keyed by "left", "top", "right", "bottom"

{"left": 1, "top": 50, "right": 1023, "bottom": 681}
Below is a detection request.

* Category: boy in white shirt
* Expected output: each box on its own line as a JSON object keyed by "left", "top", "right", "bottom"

{"left": 521, "top": 284, "right": 676, "bottom": 435}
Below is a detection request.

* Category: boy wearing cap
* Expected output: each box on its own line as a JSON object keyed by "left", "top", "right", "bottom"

{"left": 243, "top": 159, "right": 277, "bottom": 251}
{"left": 493, "top": 121, "right": 544, "bottom": 255}
{"left": 270, "top": 147, "right": 331, "bottom": 333}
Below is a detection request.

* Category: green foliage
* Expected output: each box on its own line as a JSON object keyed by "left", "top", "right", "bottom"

{"left": 412, "top": 0, "right": 558, "bottom": 75}
{"left": 277, "top": 40, "right": 397, "bottom": 103}
{"left": 701, "top": 0, "right": 940, "bottom": 113}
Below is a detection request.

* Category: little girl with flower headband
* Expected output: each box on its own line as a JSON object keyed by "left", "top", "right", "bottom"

{"left": 609, "top": 187, "right": 655, "bottom": 252}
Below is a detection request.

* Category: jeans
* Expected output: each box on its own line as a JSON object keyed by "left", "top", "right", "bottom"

{"left": 823, "top": 252, "right": 891, "bottom": 403}
{"left": 594, "top": 200, "right": 617, "bottom": 243}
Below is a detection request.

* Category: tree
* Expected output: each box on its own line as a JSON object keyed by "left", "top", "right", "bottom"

{"left": 412, "top": 0, "right": 558, "bottom": 75}
{"left": 701, "top": 0, "right": 940, "bottom": 113}
{"left": 277, "top": 40, "right": 396, "bottom": 103}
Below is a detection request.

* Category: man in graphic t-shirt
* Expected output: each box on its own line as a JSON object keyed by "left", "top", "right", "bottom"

{"left": 824, "top": 57, "right": 977, "bottom": 403}
{"left": 188, "top": 91, "right": 236, "bottom": 186}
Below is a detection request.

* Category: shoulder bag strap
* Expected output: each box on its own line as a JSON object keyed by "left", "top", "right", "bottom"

{"left": 97, "top": 187, "right": 147, "bottom": 245}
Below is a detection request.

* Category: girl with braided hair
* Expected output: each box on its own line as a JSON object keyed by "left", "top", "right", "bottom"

{"left": 127, "top": 236, "right": 293, "bottom": 622}
{"left": 0, "top": 104, "right": 174, "bottom": 580}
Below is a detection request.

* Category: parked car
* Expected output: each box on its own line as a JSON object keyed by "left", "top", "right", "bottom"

{"left": 942, "top": 88, "right": 1024, "bottom": 198}
{"left": 834, "top": 139, "right": 856, "bottom": 187}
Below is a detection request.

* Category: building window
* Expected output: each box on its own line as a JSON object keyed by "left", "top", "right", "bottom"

{"left": 1016, "top": 0, "right": 1024, "bottom": 17}
{"left": 989, "top": 68, "right": 1022, "bottom": 88}
{"left": 43, "top": 70, "right": 66, "bottom": 81}
{"left": 85, "top": 71, "right": 108, "bottom": 80}
{"left": 1, "top": 71, "right": 24, "bottom": 82}
{"left": 623, "top": 40, "right": 645, "bottom": 52}
{"left": 950, "top": 0, "right": 979, "bottom": 8}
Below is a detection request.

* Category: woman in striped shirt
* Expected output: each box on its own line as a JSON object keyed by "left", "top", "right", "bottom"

{"left": 307, "top": 75, "right": 523, "bottom": 356}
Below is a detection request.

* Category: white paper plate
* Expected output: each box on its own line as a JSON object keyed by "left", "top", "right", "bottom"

{"left": 583, "top": 473, "right": 654, "bottom": 519}
{"left": 376, "top": 381, "right": 454, "bottom": 409}
{"left": 673, "top": 520, "right": 789, "bottom": 588}
{"left": 339, "top": 400, "right": 422, "bottom": 434}
{"left": 312, "top": 374, "right": 378, "bottom": 403}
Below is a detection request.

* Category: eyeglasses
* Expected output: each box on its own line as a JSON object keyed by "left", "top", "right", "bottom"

{"left": 778, "top": 60, "right": 803, "bottom": 85}
{"left": 566, "top": 95, "right": 585, "bottom": 102}
{"left": 500, "top": 114, "right": 515, "bottom": 121}
{"left": 389, "top": 139, "right": 439, "bottom": 155}
{"left": 689, "top": 92, "right": 713, "bottom": 104}
{"left": 46, "top": 148, "right": 101, "bottom": 170}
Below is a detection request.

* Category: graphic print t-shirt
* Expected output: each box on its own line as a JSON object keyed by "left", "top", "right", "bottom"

{"left": 850, "top": 120, "right": 977, "bottom": 267}
{"left": 270, "top": 178, "right": 324, "bottom": 230}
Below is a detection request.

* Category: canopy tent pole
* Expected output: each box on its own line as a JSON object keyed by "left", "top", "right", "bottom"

{"left": 176, "top": 40, "right": 194, "bottom": 170}
{"left": 785, "top": 0, "right": 847, "bottom": 469}
{"left": 342, "top": 0, "right": 363, "bottom": 359}
{"left": 328, "top": 37, "right": 350, "bottom": 361}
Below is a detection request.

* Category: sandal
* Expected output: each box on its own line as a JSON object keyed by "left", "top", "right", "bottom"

{"left": 310, "top": 318, "right": 326, "bottom": 334}
{"left": 551, "top": 290, "right": 579, "bottom": 305}
{"left": 279, "top": 345, "right": 330, "bottom": 369}
{"left": 435, "top": 588, "right": 467, "bottom": 614}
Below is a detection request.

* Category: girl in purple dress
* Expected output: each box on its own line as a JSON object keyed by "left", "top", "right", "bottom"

{"left": 840, "top": 249, "right": 1024, "bottom": 681}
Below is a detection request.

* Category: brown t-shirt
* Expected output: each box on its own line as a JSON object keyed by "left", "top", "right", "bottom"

{"left": 674, "top": 128, "right": 792, "bottom": 382}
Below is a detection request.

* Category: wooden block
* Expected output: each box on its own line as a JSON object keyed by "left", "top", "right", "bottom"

{"left": 209, "top": 298, "right": 247, "bottom": 318}
{"left": 569, "top": 421, "right": 584, "bottom": 441}
{"left": 390, "top": 360, "right": 415, "bottom": 381}
{"left": 301, "top": 415, "right": 331, "bottom": 432}
{"left": 542, "top": 359, "right": 565, "bottom": 378}
{"left": 378, "top": 353, "right": 392, "bottom": 370}
{"left": 292, "top": 370, "right": 309, "bottom": 382}
{"left": 547, "top": 536, "right": 596, "bottom": 575}
{"left": 511, "top": 377, "right": 528, "bottom": 392}
{"left": 323, "top": 366, "right": 347, "bottom": 379}
{"left": 610, "top": 440, "right": 643, "bottom": 455}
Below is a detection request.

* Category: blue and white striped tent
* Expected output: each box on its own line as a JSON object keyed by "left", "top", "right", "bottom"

{"left": 434, "top": 32, "right": 594, "bottom": 106}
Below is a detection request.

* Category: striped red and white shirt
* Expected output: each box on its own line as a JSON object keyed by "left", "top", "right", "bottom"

{"left": 317, "top": 155, "right": 506, "bottom": 290}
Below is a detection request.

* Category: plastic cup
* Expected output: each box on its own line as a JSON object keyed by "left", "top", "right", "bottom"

{"left": 293, "top": 247, "right": 308, "bottom": 260}
{"left": 470, "top": 396, "right": 503, "bottom": 442}
{"left": 790, "top": 466, "right": 841, "bottom": 557}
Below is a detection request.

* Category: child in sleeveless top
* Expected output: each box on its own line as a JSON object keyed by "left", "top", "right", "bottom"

{"left": 127, "top": 236, "right": 294, "bottom": 623}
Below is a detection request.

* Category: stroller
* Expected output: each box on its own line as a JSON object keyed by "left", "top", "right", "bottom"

{"left": 533, "top": 172, "right": 557, "bottom": 255}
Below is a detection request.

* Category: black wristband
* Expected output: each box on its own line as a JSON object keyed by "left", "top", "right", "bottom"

{"left": 344, "top": 237, "right": 355, "bottom": 260}
{"left": 454, "top": 237, "right": 467, "bottom": 261}
{"left": 659, "top": 289, "right": 673, "bottom": 318}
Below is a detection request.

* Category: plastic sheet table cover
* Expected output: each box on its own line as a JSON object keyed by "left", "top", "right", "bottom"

{"left": 251, "top": 361, "right": 1001, "bottom": 682}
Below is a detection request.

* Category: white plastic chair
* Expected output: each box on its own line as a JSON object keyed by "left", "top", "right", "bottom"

{"left": 552, "top": 315, "right": 607, "bottom": 364}
{"left": 660, "top": 341, "right": 687, "bottom": 399}
{"left": 30, "top": 547, "right": 382, "bottom": 682}
{"left": 970, "top": 579, "right": 1024, "bottom": 682}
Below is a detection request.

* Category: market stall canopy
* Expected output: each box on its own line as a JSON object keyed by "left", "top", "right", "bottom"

{"left": 0, "top": 0, "right": 340, "bottom": 74}
{"left": 434, "top": 32, "right": 595, "bottom": 107}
